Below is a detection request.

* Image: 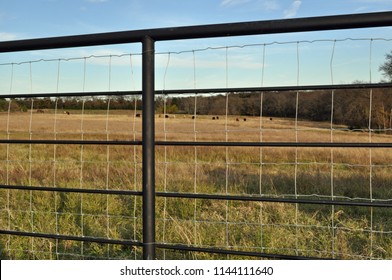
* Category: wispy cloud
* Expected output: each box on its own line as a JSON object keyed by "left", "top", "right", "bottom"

{"left": 0, "top": 32, "right": 20, "bottom": 41}
{"left": 354, "top": 6, "right": 369, "bottom": 13}
{"left": 221, "top": 0, "right": 280, "bottom": 10}
{"left": 262, "top": 0, "right": 280, "bottom": 11}
{"left": 356, "top": 0, "right": 392, "bottom": 3}
{"left": 86, "top": 0, "right": 110, "bottom": 3}
{"left": 220, "top": 0, "right": 251, "bottom": 7}
{"left": 284, "top": 0, "right": 302, "bottom": 18}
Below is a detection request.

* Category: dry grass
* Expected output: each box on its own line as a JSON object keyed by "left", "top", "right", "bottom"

{"left": 1, "top": 110, "right": 392, "bottom": 260}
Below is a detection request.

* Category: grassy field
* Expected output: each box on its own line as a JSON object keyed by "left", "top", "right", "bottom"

{"left": 1, "top": 109, "right": 392, "bottom": 259}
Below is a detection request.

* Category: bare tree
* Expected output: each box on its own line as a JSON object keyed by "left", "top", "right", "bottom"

{"left": 379, "top": 50, "right": 392, "bottom": 82}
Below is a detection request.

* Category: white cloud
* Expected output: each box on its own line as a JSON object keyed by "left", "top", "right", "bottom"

{"left": 262, "top": 0, "right": 280, "bottom": 11}
{"left": 220, "top": 0, "right": 251, "bottom": 7}
{"left": 221, "top": 0, "right": 280, "bottom": 10}
{"left": 86, "top": 0, "right": 109, "bottom": 3}
{"left": 284, "top": 0, "right": 302, "bottom": 18}
{"left": 356, "top": 0, "right": 392, "bottom": 3}
{"left": 354, "top": 6, "right": 369, "bottom": 13}
{"left": 0, "top": 32, "right": 20, "bottom": 41}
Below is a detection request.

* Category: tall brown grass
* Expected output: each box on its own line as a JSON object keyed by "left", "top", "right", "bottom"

{"left": 0, "top": 111, "right": 392, "bottom": 259}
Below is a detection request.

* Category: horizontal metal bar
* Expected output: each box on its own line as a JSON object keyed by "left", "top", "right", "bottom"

{"left": 1, "top": 184, "right": 390, "bottom": 208}
{"left": 156, "top": 243, "right": 323, "bottom": 260}
{"left": 0, "top": 184, "right": 142, "bottom": 196}
{"left": 0, "top": 229, "right": 142, "bottom": 247}
{"left": 157, "top": 83, "right": 392, "bottom": 95}
{"left": 156, "top": 141, "right": 392, "bottom": 148}
{"left": 0, "top": 139, "right": 391, "bottom": 148}
{"left": 0, "top": 139, "right": 142, "bottom": 146}
{"left": 150, "top": 11, "right": 392, "bottom": 41}
{"left": 1, "top": 12, "right": 391, "bottom": 52}
{"left": 0, "top": 91, "right": 143, "bottom": 99}
{"left": 156, "top": 192, "right": 392, "bottom": 208}
{"left": 0, "top": 229, "right": 320, "bottom": 259}
{"left": 0, "top": 83, "right": 391, "bottom": 99}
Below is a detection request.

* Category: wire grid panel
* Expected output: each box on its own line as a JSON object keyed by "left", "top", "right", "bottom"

{"left": 154, "top": 38, "right": 392, "bottom": 260}
{"left": 0, "top": 54, "right": 144, "bottom": 259}
{"left": 0, "top": 38, "right": 392, "bottom": 260}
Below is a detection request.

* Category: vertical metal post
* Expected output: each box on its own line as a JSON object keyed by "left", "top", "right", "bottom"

{"left": 142, "top": 36, "right": 156, "bottom": 260}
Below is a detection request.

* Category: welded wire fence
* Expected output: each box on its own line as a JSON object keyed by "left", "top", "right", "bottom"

{"left": 1, "top": 12, "right": 392, "bottom": 260}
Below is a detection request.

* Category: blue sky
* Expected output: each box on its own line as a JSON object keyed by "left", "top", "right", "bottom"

{"left": 1, "top": 0, "right": 392, "bottom": 39}
{"left": 1, "top": 0, "right": 392, "bottom": 92}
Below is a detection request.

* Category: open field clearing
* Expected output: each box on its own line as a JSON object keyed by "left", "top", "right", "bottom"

{"left": 1, "top": 110, "right": 392, "bottom": 259}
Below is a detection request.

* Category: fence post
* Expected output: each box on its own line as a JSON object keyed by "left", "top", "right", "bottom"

{"left": 142, "top": 36, "right": 156, "bottom": 260}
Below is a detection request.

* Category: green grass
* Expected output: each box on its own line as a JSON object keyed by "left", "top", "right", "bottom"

{"left": 1, "top": 112, "right": 392, "bottom": 259}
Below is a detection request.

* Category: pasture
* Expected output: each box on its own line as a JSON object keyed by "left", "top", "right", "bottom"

{"left": 0, "top": 110, "right": 392, "bottom": 259}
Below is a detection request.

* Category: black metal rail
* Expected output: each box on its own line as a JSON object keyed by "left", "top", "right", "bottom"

{"left": 0, "top": 83, "right": 391, "bottom": 99}
{"left": 1, "top": 11, "right": 392, "bottom": 52}
{"left": 1, "top": 184, "right": 391, "bottom": 208}
{"left": 1, "top": 139, "right": 392, "bottom": 148}
{"left": 0, "top": 229, "right": 322, "bottom": 260}
{"left": 1, "top": 11, "right": 392, "bottom": 260}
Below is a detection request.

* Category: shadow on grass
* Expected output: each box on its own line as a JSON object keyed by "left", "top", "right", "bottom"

{"left": 0, "top": 240, "right": 9, "bottom": 259}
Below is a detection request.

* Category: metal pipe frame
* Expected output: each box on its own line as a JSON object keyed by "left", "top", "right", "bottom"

{"left": 0, "top": 229, "right": 323, "bottom": 260}
{"left": 1, "top": 11, "right": 392, "bottom": 260}
{"left": 142, "top": 36, "right": 156, "bottom": 260}
{"left": 0, "top": 11, "right": 392, "bottom": 52}
{"left": 1, "top": 184, "right": 391, "bottom": 208}
{"left": 0, "top": 139, "right": 392, "bottom": 148}
{"left": 1, "top": 82, "right": 391, "bottom": 99}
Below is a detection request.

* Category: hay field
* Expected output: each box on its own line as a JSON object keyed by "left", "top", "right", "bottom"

{"left": 1, "top": 110, "right": 392, "bottom": 259}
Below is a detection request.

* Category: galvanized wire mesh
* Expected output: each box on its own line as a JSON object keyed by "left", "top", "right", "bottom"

{"left": 0, "top": 37, "right": 392, "bottom": 260}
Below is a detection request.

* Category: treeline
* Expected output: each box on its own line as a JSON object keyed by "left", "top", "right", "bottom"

{"left": 1, "top": 88, "right": 391, "bottom": 130}
{"left": 0, "top": 96, "right": 142, "bottom": 112}
{"left": 161, "top": 88, "right": 392, "bottom": 130}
